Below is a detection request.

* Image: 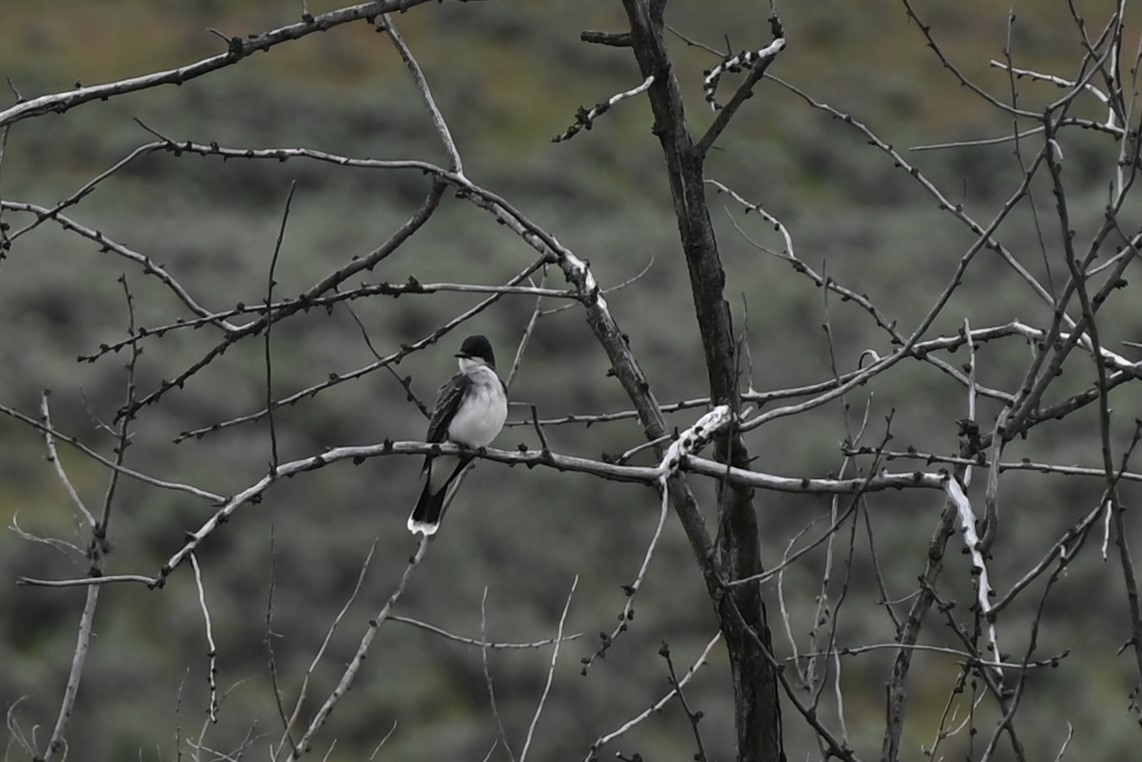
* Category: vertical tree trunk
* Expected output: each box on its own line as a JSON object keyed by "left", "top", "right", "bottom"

{"left": 621, "top": 3, "right": 785, "bottom": 759}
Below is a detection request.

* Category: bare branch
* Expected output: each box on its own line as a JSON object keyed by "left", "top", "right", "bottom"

{"left": 520, "top": 576, "right": 577, "bottom": 762}
{"left": 190, "top": 553, "right": 219, "bottom": 723}
{"left": 274, "top": 542, "right": 377, "bottom": 760}
{"left": 585, "top": 633, "right": 722, "bottom": 760}
{"left": 3, "top": 199, "right": 235, "bottom": 330}
{"left": 481, "top": 588, "right": 516, "bottom": 762}
{"left": 389, "top": 614, "right": 581, "bottom": 649}
{"left": 264, "top": 182, "right": 297, "bottom": 471}
{"left": 41, "top": 586, "right": 98, "bottom": 762}
{"left": 288, "top": 535, "right": 430, "bottom": 759}
{"left": 0, "top": 1, "right": 444, "bottom": 129}
{"left": 38, "top": 392, "right": 96, "bottom": 529}
{"left": 382, "top": 14, "right": 464, "bottom": 174}
{"left": 552, "top": 75, "right": 655, "bottom": 143}
{"left": 0, "top": 400, "right": 224, "bottom": 501}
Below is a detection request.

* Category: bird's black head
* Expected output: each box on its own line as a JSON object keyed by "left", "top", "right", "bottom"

{"left": 456, "top": 334, "right": 496, "bottom": 368}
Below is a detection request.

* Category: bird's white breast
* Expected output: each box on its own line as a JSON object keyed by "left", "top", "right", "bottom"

{"left": 447, "top": 366, "right": 507, "bottom": 448}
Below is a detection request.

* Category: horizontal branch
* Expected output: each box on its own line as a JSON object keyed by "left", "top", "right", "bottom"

{"left": 508, "top": 319, "right": 1087, "bottom": 429}
{"left": 847, "top": 446, "right": 1142, "bottom": 483}
{"left": 798, "top": 642, "right": 1067, "bottom": 670}
{"left": 82, "top": 278, "right": 567, "bottom": 363}
{"left": 741, "top": 318, "right": 1140, "bottom": 432}
{"left": 0, "top": 0, "right": 441, "bottom": 128}
{"left": 389, "top": 615, "right": 582, "bottom": 649}
{"left": 17, "top": 437, "right": 956, "bottom": 590}
{"left": 580, "top": 30, "right": 633, "bottom": 47}
{"left": 19, "top": 574, "right": 157, "bottom": 588}
{"left": 684, "top": 455, "right": 947, "bottom": 493}
{"left": 175, "top": 256, "right": 546, "bottom": 441}
{"left": 121, "top": 182, "right": 447, "bottom": 417}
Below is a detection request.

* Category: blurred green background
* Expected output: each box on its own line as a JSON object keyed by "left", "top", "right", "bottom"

{"left": 2, "top": 1, "right": 1142, "bottom": 760}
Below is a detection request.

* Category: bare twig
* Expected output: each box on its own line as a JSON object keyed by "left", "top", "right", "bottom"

{"left": 41, "top": 585, "right": 98, "bottom": 762}
{"left": 552, "top": 76, "right": 655, "bottom": 143}
{"left": 584, "top": 633, "right": 722, "bottom": 760}
{"left": 39, "top": 393, "right": 95, "bottom": 529}
{"left": 175, "top": 255, "right": 546, "bottom": 442}
{"left": 0, "top": 399, "right": 224, "bottom": 502}
{"left": 0, "top": 1, "right": 444, "bottom": 129}
{"left": 659, "top": 641, "right": 709, "bottom": 761}
{"left": 264, "top": 182, "right": 297, "bottom": 470}
{"left": 274, "top": 542, "right": 377, "bottom": 760}
{"left": 481, "top": 588, "right": 516, "bottom": 762}
{"left": 190, "top": 553, "right": 219, "bottom": 723}
{"left": 520, "top": 576, "right": 577, "bottom": 761}
{"left": 382, "top": 14, "right": 463, "bottom": 174}
{"left": 289, "top": 535, "right": 430, "bottom": 759}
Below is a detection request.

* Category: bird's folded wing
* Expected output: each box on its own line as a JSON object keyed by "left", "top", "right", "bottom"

{"left": 426, "top": 372, "right": 469, "bottom": 443}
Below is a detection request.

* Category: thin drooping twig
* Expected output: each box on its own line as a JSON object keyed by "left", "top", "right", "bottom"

{"left": 659, "top": 641, "right": 709, "bottom": 762}
{"left": 580, "top": 469, "right": 670, "bottom": 674}
{"left": 189, "top": 552, "right": 219, "bottom": 723}
{"left": 338, "top": 296, "right": 432, "bottom": 420}
{"left": 264, "top": 528, "right": 295, "bottom": 760}
{"left": 584, "top": 633, "right": 722, "bottom": 761}
{"left": 288, "top": 535, "right": 430, "bottom": 759}
{"left": 520, "top": 576, "right": 577, "bottom": 762}
{"left": 581, "top": 407, "right": 734, "bottom": 674}
{"left": 264, "top": 182, "right": 297, "bottom": 470}
{"left": 481, "top": 588, "right": 516, "bottom": 762}
{"left": 506, "top": 266, "right": 549, "bottom": 391}
{"left": 272, "top": 541, "right": 377, "bottom": 759}
{"left": 8, "top": 516, "right": 82, "bottom": 559}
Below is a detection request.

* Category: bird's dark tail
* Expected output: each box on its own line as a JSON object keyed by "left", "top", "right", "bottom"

{"left": 407, "top": 455, "right": 468, "bottom": 535}
{"left": 407, "top": 477, "right": 446, "bottom": 535}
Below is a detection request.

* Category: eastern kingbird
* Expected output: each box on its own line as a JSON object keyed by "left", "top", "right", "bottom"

{"left": 407, "top": 334, "right": 508, "bottom": 535}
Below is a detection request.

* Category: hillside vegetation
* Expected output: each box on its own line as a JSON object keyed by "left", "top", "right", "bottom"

{"left": 2, "top": 1, "right": 1141, "bottom": 760}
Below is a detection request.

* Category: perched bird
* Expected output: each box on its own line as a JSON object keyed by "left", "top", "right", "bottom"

{"left": 407, "top": 334, "right": 508, "bottom": 535}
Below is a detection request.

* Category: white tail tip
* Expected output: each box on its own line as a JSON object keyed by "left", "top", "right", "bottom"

{"left": 407, "top": 517, "right": 439, "bottom": 536}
